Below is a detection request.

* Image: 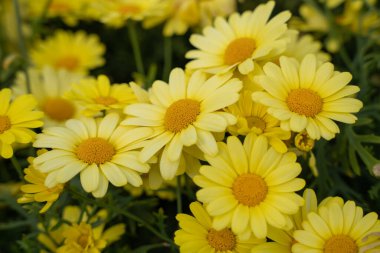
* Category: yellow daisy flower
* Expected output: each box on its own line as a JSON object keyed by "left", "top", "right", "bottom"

{"left": 64, "top": 75, "right": 137, "bottom": 117}
{"left": 292, "top": 196, "right": 380, "bottom": 253}
{"left": 226, "top": 90, "right": 290, "bottom": 153}
{"left": 281, "top": 31, "right": 330, "bottom": 64}
{"left": 14, "top": 66, "right": 82, "bottom": 127}
{"left": 95, "top": 0, "right": 160, "bottom": 28}
{"left": 24, "top": 0, "right": 89, "bottom": 26}
{"left": 251, "top": 188, "right": 318, "bottom": 253}
{"left": 175, "top": 202, "right": 265, "bottom": 252}
{"left": 30, "top": 30, "right": 105, "bottom": 74}
{"left": 38, "top": 205, "right": 125, "bottom": 252}
{"left": 186, "top": 1, "right": 291, "bottom": 75}
{"left": 0, "top": 88, "right": 44, "bottom": 158}
{"left": 122, "top": 68, "right": 242, "bottom": 180}
{"left": 17, "top": 150, "right": 64, "bottom": 213}
{"left": 143, "top": 0, "right": 236, "bottom": 37}
{"left": 33, "top": 113, "right": 152, "bottom": 197}
{"left": 252, "top": 54, "right": 363, "bottom": 140}
{"left": 193, "top": 134, "right": 305, "bottom": 239}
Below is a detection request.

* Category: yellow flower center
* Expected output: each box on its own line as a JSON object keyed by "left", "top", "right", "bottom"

{"left": 164, "top": 99, "right": 200, "bottom": 133}
{"left": 42, "top": 98, "right": 76, "bottom": 122}
{"left": 286, "top": 89, "right": 323, "bottom": 117}
{"left": 232, "top": 173, "right": 268, "bottom": 206}
{"left": 55, "top": 56, "right": 79, "bottom": 71}
{"left": 207, "top": 228, "right": 236, "bottom": 251}
{"left": 0, "top": 115, "right": 11, "bottom": 134}
{"left": 94, "top": 96, "right": 118, "bottom": 106}
{"left": 294, "top": 132, "right": 314, "bottom": 152}
{"left": 224, "top": 38, "right": 256, "bottom": 65}
{"left": 118, "top": 4, "right": 141, "bottom": 14}
{"left": 324, "top": 235, "right": 358, "bottom": 253}
{"left": 247, "top": 116, "right": 266, "bottom": 131}
{"left": 76, "top": 137, "right": 115, "bottom": 164}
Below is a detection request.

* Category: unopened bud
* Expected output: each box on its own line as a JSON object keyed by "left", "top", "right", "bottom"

{"left": 294, "top": 132, "right": 315, "bottom": 152}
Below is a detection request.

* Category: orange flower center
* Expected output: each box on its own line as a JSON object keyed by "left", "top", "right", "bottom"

{"left": 76, "top": 137, "right": 115, "bottom": 164}
{"left": 286, "top": 89, "right": 323, "bottom": 117}
{"left": 247, "top": 116, "right": 266, "bottom": 131}
{"left": 118, "top": 4, "right": 141, "bottom": 14}
{"left": 94, "top": 96, "right": 118, "bottom": 106}
{"left": 0, "top": 115, "right": 11, "bottom": 134}
{"left": 232, "top": 173, "right": 268, "bottom": 206}
{"left": 207, "top": 228, "right": 236, "bottom": 251}
{"left": 324, "top": 235, "right": 358, "bottom": 253}
{"left": 164, "top": 99, "right": 200, "bottom": 133}
{"left": 49, "top": 3, "right": 70, "bottom": 12}
{"left": 42, "top": 97, "right": 76, "bottom": 122}
{"left": 55, "top": 56, "right": 79, "bottom": 71}
{"left": 224, "top": 38, "right": 256, "bottom": 65}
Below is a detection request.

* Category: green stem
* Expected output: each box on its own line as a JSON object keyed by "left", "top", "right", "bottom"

{"left": 10, "top": 156, "right": 24, "bottom": 181}
{"left": 176, "top": 176, "right": 182, "bottom": 213}
{"left": 163, "top": 36, "right": 172, "bottom": 81}
{"left": 68, "top": 187, "right": 173, "bottom": 244}
{"left": 31, "top": 0, "right": 52, "bottom": 41}
{"left": 127, "top": 21, "right": 145, "bottom": 80}
{"left": 12, "top": 0, "right": 31, "bottom": 93}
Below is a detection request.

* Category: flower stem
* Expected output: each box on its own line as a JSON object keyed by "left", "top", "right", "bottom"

{"left": 10, "top": 156, "right": 24, "bottom": 181}
{"left": 12, "top": 0, "right": 31, "bottom": 94}
{"left": 176, "top": 176, "right": 182, "bottom": 213}
{"left": 68, "top": 186, "right": 174, "bottom": 244}
{"left": 127, "top": 21, "right": 145, "bottom": 79}
{"left": 163, "top": 36, "right": 172, "bottom": 81}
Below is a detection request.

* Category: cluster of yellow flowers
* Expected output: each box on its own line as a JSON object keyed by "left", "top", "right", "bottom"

{"left": 0, "top": 0, "right": 378, "bottom": 252}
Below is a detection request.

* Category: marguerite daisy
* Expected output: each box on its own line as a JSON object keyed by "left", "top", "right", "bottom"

{"left": 122, "top": 68, "right": 242, "bottom": 180}
{"left": 33, "top": 113, "right": 152, "bottom": 197}
{"left": 186, "top": 1, "right": 291, "bottom": 75}
{"left": 14, "top": 66, "right": 82, "bottom": 127}
{"left": 64, "top": 75, "right": 137, "bottom": 117}
{"left": 193, "top": 134, "right": 305, "bottom": 239}
{"left": 226, "top": 90, "right": 290, "bottom": 153}
{"left": 174, "top": 202, "right": 265, "bottom": 252}
{"left": 30, "top": 30, "right": 105, "bottom": 74}
{"left": 0, "top": 88, "right": 43, "bottom": 158}
{"left": 17, "top": 150, "right": 64, "bottom": 213}
{"left": 252, "top": 54, "right": 363, "bottom": 140}
{"left": 293, "top": 196, "right": 380, "bottom": 253}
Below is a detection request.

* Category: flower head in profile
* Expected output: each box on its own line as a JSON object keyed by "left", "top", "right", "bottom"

{"left": 38, "top": 205, "right": 125, "bottom": 252}
{"left": 93, "top": 0, "right": 160, "bottom": 28}
{"left": 123, "top": 68, "right": 242, "bottom": 180}
{"left": 65, "top": 75, "right": 137, "bottom": 117}
{"left": 17, "top": 150, "right": 64, "bottom": 213}
{"left": 143, "top": 0, "right": 236, "bottom": 37}
{"left": 186, "top": 1, "right": 291, "bottom": 75}
{"left": 194, "top": 134, "right": 305, "bottom": 239}
{"left": 175, "top": 202, "right": 265, "bottom": 252}
{"left": 14, "top": 66, "right": 82, "bottom": 127}
{"left": 252, "top": 54, "right": 363, "bottom": 140}
{"left": 33, "top": 113, "right": 152, "bottom": 197}
{"left": 226, "top": 90, "right": 290, "bottom": 153}
{"left": 25, "top": 0, "right": 89, "bottom": 26}
{"left": 0, "top": 88, "right": 43, "bottom": 158}
{"left": 292, "top": 194, "right": 380, "bottom": 253}
{"left": 30, "top": 30, "right": 105, "bottom": 74}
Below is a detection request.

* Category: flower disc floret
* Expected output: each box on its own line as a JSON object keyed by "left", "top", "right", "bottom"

{"left": 164, "top": 99, "right": 200, "bottom": 133}
{"left": 76, "top": 138, "right": 115, "bottom": 165}
{"left": 207, "top": 228, "right": 236, "bottom": 251}
{"left": 42, "top": 98, "right": 76, "bottom": 122}
{"left": 0, "top": 116, "right": 11, "bottom": 134}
